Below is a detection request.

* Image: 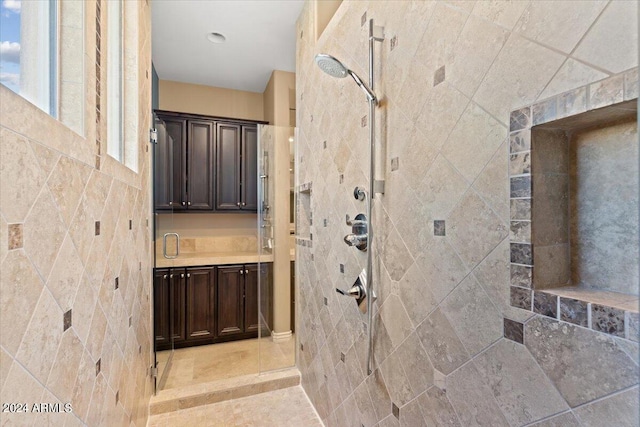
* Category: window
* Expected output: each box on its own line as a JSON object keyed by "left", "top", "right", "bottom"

{"left": 107, "top": 0, "right": 123, "bottom": 162}
{"left": 106, "top": 0, "right": 138, "bottom": 172}
{"left": 0, "top": 0, "right": 58, "bottom": 116}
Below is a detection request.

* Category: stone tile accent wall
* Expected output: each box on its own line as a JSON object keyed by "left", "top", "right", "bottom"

{"left": 0, "top": 1, "right": 153, "bottom": 426}
{"left": 295, "top": 1, "right": 639, "bottom": 426}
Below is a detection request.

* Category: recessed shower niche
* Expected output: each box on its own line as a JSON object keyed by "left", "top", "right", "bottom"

{"left": 509, "top": 69, "right": 639, "bottom": 340}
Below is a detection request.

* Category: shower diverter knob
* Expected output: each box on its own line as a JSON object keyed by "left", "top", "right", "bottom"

{"left": 336, "top": 284, "right": 363, "bottom": 299}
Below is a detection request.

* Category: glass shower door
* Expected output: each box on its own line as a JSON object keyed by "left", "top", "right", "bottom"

{"left": 257, "top": 124, "right": 296, "bottom": 373}
{"left": 153, "top": 113, "right": 177, "bottom": 393}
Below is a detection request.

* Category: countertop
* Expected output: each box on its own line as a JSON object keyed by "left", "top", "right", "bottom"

{"left": 155, "top": 249, "right": 294, "bottom": 268}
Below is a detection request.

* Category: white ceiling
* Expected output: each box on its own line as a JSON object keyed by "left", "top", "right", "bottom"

{"left": 151, "top": 0, "right": 304, "bottom": 93}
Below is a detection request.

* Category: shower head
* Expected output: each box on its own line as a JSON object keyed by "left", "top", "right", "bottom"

{"left": 315, "top": 53, "right": 378, "bottom": 104}
{"left": 315, "top": 53, "right": 348, "bottom": 78}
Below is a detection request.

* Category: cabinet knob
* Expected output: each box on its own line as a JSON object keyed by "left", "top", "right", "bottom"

{"left": 245, "top": 269, "right": 248, "bottom": 274}
{"left": 181, "top": 273, "right": 185, "bottom": 278}
{"left": 240, "top": 270, "right": 244, "bottom": 275}
{"left": 187, "top": 273, "right": 191, "bottom": 278}
{"left": 188, "top": 201, "right": 192, "bottom": 206}
{"left": 169, "top": 201, "right": 173, "bottom": 206}
{"left": 170, "top": 274, "right": 173, "bottom": 278}
{"left": 236, "top": 202, "right": 241, "bottom": 207}
{"left": 163, "top": 274, "right": 167, "bottom": 279}
{"left": 242, "top": 202, "right": 246, "bottom": 207}
{"left": 182, "top": 201, "right": 186, "bottom": 206}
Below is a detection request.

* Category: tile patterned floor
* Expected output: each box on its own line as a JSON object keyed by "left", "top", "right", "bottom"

{"left": 158, "top": 336, "right": 295, "bottom": 390}
{"left": 147, "top": 386, "right": 323, "bottom": 427}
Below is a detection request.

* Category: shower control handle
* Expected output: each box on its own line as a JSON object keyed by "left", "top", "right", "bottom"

{"left": 336, "top": 284, "right": 363, "bottom": 300}
{"left": 346, "top": 214, "right": 367, "bottom": 227}
{"left": 335, "top": 269, "right": 373, "bottom": 314}
{"left": 344, "top": 213, "right": 368, "bottom": 251}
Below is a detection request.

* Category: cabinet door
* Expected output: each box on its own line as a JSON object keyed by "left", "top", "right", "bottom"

{"left": 260, "top": 263, "right": 273, "bottom": 334}
{"left": 153, "top": 118, "right": 173, "bottom": 211}
{"left": 244, "top": 264, "right": 259, "bottom": 333}
{"left": 216, "top": 266, "right": 244, "bottom": 336}
{"left": 187, "top": 120, "right": 214, "bottom": 210}
{"left": 185, "top": 267, "right": 215, "bottom": 340}
{"left": 170, "top": 270, "right": 186, "bottom": 343}
{"left": 162, "top": 118, "right": 187, "bottom": 210}
{"left": 153, "top": 269, "right": 170, "bottom": 346}
{"left": 216, "top": 123, "right": 241, "bottom": 210}
{"left": 241, "top": 126, "right": 258, "bottom": 211}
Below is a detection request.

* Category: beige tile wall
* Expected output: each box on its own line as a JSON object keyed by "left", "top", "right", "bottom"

{"left": 295, "top": 1, "right": 639, "bottom": 426}
{"left": 0, "top": 1, "right": 153, "bottom": 426}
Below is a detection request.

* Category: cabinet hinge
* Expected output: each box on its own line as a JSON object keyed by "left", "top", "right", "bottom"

{"left": 150, "top": 366, "right": 158, "bottom": 378}
{"left": 150, "top": 128, "right": 158, "bottom": 144}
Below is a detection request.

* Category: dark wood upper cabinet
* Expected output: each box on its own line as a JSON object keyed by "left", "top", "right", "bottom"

{"left": 215, "top": 123, "right": 258, "bottom": 211}
{"left": 185, "top": 267, "right": 215, "bottom": 340}
{"left": 216, "top": 265, "right": 244, "bottom": 336}
{"left": 216, "top": 123, "right": 241, "bottom": 210}
{"left": 155, "top": 110, "right": 262, "bottom": 213}
{"left": 241, "top": 126, "right": 258, "bottom": 211}
{"left": 187, "top": 121, "right": 215, "bottom": 210}
{"left": 154, "top": 117, "right": 186, "bottom": 210}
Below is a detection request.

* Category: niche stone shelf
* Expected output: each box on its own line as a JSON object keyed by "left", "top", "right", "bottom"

{"left": 508, "top": 68, "right": 639, "bottom": 342}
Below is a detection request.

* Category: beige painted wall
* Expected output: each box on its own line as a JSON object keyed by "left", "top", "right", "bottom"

{"left": 314, "top": 0, "right": 342, "bottom": 40}
{"left": 0, "top": 1, "right": 153, "bottom": 426}
{"left": 159, "top": 79, "right": 264, "bottom": 121}
{"left": 263, "top": 70, "right": 296, "bottom": 126}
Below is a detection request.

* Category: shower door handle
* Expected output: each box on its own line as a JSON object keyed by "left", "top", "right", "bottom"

{"left": 163, "top": 233, "right": 180, "bottom": 259}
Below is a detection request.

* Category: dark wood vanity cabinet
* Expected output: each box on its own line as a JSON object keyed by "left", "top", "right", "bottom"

{"left": 244, "top": 264, "right": 260, "bottom": 333}
{"left": 154, "top": 263, "right": 271, "bottom": 350}
{"left": 154, "top": 110, "right": 263, "bottom": 213}
{"left": 153, "top": 269, "right": 171, "bottom": 345}
{"left": 216, "top": 263, "right": 265, "bottom": 338}
{"left": 185, "top": 267, "right": 216, "bottom": 340}
{"left": 154, "top": 268, "right": 187, "bottom": 348}
{"left": 215, "top": 123, "right": 258, "bottom": 211}
{"left": 216, "top": 265, "right": 245, "bottom": 336}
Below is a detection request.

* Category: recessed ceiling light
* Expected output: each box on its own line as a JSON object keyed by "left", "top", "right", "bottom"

{"left": 207, "top": 32, "right": 226, "bottom": 44}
